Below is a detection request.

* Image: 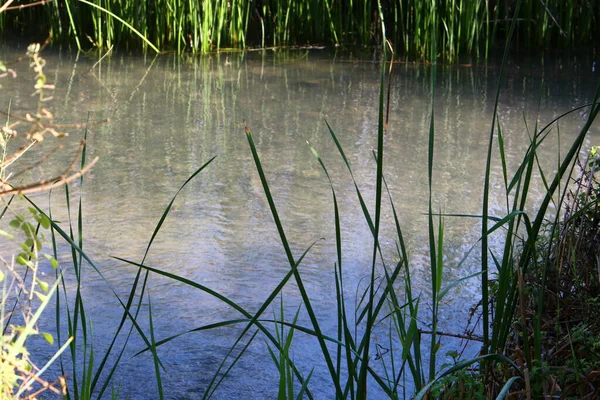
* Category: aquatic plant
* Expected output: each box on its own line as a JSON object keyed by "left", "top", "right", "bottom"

{"left": 0, "top": 42, "right": 97, "bottom": 399}
{"left": 0, "top": 205, "right": 70, "bottom": 399}
{"left": 1, "top": 0, "right": 598, "bottom": 60}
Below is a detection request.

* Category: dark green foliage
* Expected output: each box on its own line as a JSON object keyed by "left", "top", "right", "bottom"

{"left": 1, "top": 0, "right": 599, "bottom": 60}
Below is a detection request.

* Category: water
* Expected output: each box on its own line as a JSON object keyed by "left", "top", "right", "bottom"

{"left": 1, "top": 44, "right": 598, "bottom": 398}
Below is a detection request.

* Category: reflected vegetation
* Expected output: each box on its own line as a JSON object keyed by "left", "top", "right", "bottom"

{"left": 0, "top": 44, "right": 598, "bottom": 398}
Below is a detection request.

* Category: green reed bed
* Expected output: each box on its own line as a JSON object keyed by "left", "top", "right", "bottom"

{"left": 2, "top": 0, "right": 599, "bottom": 60}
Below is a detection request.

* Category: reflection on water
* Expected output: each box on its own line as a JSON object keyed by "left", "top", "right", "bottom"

{"left": 0, "top": 44, "right": 598, "bottom": 398}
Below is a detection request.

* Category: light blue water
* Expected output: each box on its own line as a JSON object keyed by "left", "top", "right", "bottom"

{"left": 1, "top": 45, "right": 598, "bottom": 399}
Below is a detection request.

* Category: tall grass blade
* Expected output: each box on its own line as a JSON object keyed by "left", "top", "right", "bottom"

{"left": 147, "top": 295, "right": 163, "bottom": 400}
{"left": 482, "top": 0, "right": 523, "bottom": 356}
{"left": 357, "top": 3, "right": 387, "bottom": 394}
{"left": 308, "top": 142, "right": 352, "bottom": 395}
{"left": 244, "top": 121, "right": 342, "bottom": 397}
{"left": 76, "top": 0, "right": 160, "bottom": 53}
{"left": 426, "top": 1, "right": 439, "bottom": 381}
{"left": 91, "top": 157, "right": 215, "bottom": 395}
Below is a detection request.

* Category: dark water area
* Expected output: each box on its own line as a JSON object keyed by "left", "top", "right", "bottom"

{"left": 0, "top": 43, "right": 598, "bottom": 398}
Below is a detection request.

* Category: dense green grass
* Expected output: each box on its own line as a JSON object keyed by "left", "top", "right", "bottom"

{"left": 1, "top": 0, "right": 599, "bottom": 60}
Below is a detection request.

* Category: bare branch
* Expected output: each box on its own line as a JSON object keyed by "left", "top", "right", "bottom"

{"left": 2, "top": 0, "right": 53, "bottom": 11}
{"left": 0, "top": 0, "right": 16, "bottom": 13}
{"left": 0, "top": 156, "right": 98, "bottom": 196}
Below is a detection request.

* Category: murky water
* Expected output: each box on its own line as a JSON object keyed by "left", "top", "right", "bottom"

{"left": 1, "top": 44, "right": 598, "bottom": 398}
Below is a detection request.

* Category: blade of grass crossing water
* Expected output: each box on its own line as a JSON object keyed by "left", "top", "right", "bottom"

{"left": 323, "top": 119, "right": 375, "bottom": 234}
{"left": 48, "top": 191, "right": 72, "bottom": 397}
{"left": 147, "top": 295, "right": 163, "bottom": 400}
{"left": 244, "top": 122, "right": 342, "bottom": 397}
{"left": 92, "top": 157, "right": 215, "bottom": 396}
{"left": 426, "top": 0, "right": 439, "bottom": 381}
{"left": 323, "top": 126, "right": 416, "bottom": 394}
{"left": 115, "top": 255, "right": 323, "bottom": 398}
{"left": 381, "top": 171, "right": 424, "bottom": 391}
{"left": 358, "top": 3, "right": 386, "bottom": 394}
{"left": 482, "top": 0, "right": 523, "bottom": 357}
{"left": 201, "top": 242, "right": 320, "bottom": 400}
{"left": 33, "top": 156, "right": 214, "bottom": 398}
{"left": 309, "top": 142, "right": 357, "bottom": 398}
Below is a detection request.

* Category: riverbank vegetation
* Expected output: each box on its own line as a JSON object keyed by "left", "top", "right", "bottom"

{"left": 0, "top": 43, "right": 99, "bottom": 398}
{"left": 1, "top": 2, "right": 600, "bottom": 400}
{"left": 1, "top": 0, "right": 599, "bottom": 60}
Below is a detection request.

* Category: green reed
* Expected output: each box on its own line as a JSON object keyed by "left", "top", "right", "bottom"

{"left": 2, "top": 1, "right": 598, "bottom": 60}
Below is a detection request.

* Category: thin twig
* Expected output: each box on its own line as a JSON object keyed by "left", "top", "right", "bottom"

{"left": 0, "top": 156, "right": 98, "bottom": 196}
{"left": 419, "top": 329, "right": 484, "bottom": 342}
{"left": 2, "top": 0, "right": 53, "bottom": 11}
{"left": 9, "top": 144, "right": 63, "bottom": 180}
{"left": 0, "top": 110, "right": 109, "bottom": 129}
{"left": 0, "top": 0, "right": 16, "bottom": 13}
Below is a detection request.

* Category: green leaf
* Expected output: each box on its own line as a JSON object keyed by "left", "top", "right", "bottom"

{"left": 22, "top": 222, "right": 36, "bottom": 238}
{"left": 9, "top": 219, "right": 21, "bottom": 229}
{"left": 0, "top": 230, "right": 14, "bottom": 239}
{"left": 39, "top": 214, "right": 51, "bottom": 230}
{"left": 16, "top": 255, "right": 28, "bottom": 265}
{"left": 43, "top": 254, "right": 59, "bottom": 269}
{"left": 0, "top": 269, "right": 4, "bottom": 282}
{"left": 36, "top": 278, "right": 49, "bottom": 292}
{"left": 41, "top": 332, "right": 54, "bottom": 345}
{"left": 35, "top": 291, "right": 48, "bottom": 303}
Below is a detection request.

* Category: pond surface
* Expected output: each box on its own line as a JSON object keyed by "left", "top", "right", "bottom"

{"left": 1, "top": 44, "right": 598, "bottom": 399}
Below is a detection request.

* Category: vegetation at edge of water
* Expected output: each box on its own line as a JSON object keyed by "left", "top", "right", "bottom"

{"left": 1, "top": 2, "right": 599, "bottom": 400}
{"left": 0, "top": 42, "right": 98, "bottom": 398}
{"left": 0, "top": 40, "right": 140, "bottom": 399}
{"left": 0, "top": 0, "right": 599, "bottom": 60}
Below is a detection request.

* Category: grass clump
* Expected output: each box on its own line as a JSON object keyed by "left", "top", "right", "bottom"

{"left": 505, "top": 145, "right": 600, "bottom": 398}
